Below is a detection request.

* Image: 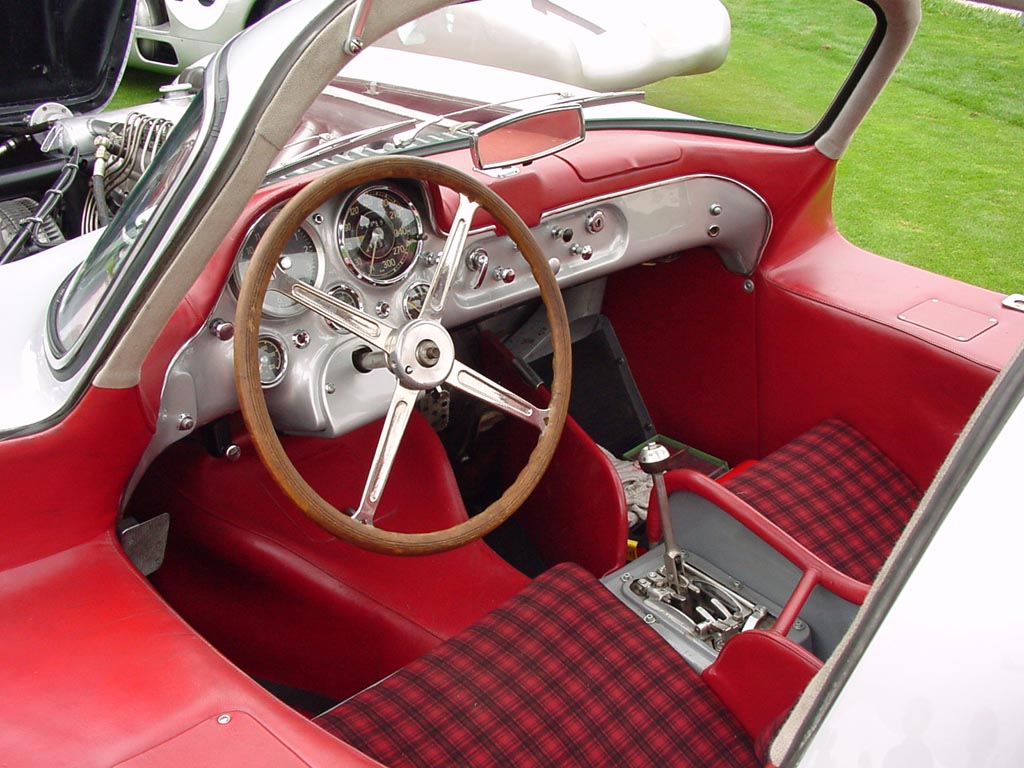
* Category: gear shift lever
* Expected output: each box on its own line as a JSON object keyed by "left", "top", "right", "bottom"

{"left": 637, "top": 441, "right": 687, "bottom": 595}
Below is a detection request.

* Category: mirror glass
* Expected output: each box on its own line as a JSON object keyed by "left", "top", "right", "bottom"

{"left": 471, "top": 105, "right": 585, "bottom": 170}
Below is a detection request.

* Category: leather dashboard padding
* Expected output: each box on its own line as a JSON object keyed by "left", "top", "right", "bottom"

{"left": 703, "top": 629, "right": 822, "bottom": 742}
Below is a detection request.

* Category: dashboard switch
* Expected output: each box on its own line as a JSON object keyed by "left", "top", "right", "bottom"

{"left": 570, "top": 243, "right": 593, "bottom": 260}
{"left": 493, "top": 266, "right": 516, "bottom": 284}
{"left": 466, "top": 248, "right": 489, "bottom": 289}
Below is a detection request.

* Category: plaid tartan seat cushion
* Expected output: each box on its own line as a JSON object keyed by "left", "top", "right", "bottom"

{"left": 723, "top": 419, "right": 922, "bottom": 584}
{"left": 318, "top": 562, "right": 759, "bottom": 768}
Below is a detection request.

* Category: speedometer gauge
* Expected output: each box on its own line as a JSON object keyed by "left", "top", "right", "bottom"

{"left": 338, "top": 185, "right": 423, "bottom": 285}
{"left": 233, "top": 208, "right": 324, "bottom": 318}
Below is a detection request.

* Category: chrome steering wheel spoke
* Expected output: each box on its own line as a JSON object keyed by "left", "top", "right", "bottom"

{"left": 349, "top": 383, "right": 420, "bottom": 525}
{"left": 421, "top": 194, "right": 479, "bottom": 322}
{"left": 271, "top": 272, "right": 397, "bottom": 349}
{"left": 447, "top": 359, "right": 550, "bottom": 431}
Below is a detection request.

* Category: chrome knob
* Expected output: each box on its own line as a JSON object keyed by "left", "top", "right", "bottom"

{"left": 209, "top": 318, "right": 234, "bottom": 341}
{"left": 493, "top": 266, "right": 516, "bottom": 284}
{"left": 570, "top": 243, "right": 593, "bottom": 260}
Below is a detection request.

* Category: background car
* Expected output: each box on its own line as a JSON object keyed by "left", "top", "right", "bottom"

{"left": 131, "top": 0, "right": 293, "bottom": 72}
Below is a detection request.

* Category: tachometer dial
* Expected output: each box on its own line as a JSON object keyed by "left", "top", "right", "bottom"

{"left": 233, "top": 209, "right": 324, "bottom": 318}
{"left": 325, "top": 284, "right": 363, "bottom": 332}
{"left": 403, "top": 282, "right": 431, "bottom": 320}
{"left": 338, "top": 185, "right": 423, "bottom": 285}
{"left": 257, "top": 334, "right": 287, "bottom": 388}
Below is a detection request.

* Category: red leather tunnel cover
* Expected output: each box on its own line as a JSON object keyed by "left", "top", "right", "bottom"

{"left": 724, "top": 419, "right": 921, "bottom": 584}
{"left": 318, "top": 562, "right": 758, "bottom": 767}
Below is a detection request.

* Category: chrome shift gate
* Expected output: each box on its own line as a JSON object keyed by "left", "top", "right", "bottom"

{"left": 635, "top": 441, "right": 770, "bottom": 653}
{"left": 628, "top": 560, "right": 766, "bottom": 652}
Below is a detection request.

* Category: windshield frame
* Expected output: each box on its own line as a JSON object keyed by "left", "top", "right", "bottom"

{"left": 44, "top": 90, "right": 216, "bottom": 380}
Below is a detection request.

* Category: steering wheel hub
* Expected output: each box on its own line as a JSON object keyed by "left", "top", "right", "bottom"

{"left": 388, "top": 320, "right": 454, "bottom": 389}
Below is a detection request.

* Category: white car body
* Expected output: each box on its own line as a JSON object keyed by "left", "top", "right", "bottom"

{"left": 131, "top": 0, "right": 731, "bottom": 90}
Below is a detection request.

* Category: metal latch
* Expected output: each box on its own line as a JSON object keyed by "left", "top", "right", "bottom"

{"left": 1002, "top": 294, "right": 1024, "bottom": 313}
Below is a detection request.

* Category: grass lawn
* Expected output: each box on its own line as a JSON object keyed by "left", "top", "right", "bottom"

{"left": 108, "top": 69, "right": 168, "bottom": 112}
{"left": 645, "top": 0, "right": 1024, "bottom": 294}
{"left": 112, "top": 0, "right": 1023, "bottom": 293}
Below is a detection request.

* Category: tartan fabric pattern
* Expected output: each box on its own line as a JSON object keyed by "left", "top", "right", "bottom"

{"left": 319, "top": 562, "right": 758, "bottom": 768}
{"left": 724, "top": 419, "right": 921, "bottom": 584}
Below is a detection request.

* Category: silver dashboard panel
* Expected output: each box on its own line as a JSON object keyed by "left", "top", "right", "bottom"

{"left": 158, "top": 172, "right": 771, "bottom": 445}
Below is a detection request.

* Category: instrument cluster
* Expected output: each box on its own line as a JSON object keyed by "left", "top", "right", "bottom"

{"left": 230, "top": 181, "right": 441, "bottom": 388}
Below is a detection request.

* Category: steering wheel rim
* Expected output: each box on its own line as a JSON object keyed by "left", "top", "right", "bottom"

{"left": 234, "top": 156, "right": 571, "bottom": 556}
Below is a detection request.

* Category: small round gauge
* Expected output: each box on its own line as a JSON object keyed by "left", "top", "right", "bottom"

{"left": 403, "top": 282, "right": 431, "bottom": 320}
{"left": 257, "top": 334, "right": 287, "bottom": 388}
{"left": 338, "top": 185, "right": 423, "bottom": 285}
{"left": 326, "top": 283, "right": 363, "bottom": 332}
{"left": 233, "top": 208, "right": 325, "bottom": 318}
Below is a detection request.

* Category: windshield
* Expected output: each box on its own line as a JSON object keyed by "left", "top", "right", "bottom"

{"left": 266, "top": 0, "right": 881, "bottom": 179}
{"left": 50, "top": 96, "right": 203, "bottom": 355}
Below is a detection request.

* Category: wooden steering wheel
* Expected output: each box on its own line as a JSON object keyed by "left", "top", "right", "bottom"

{"left": 234, "top": 156, "right": 571, "bottom": 555}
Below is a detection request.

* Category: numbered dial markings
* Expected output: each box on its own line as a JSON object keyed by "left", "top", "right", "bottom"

{"left": 338, "top": 185, "right": 423, "bottom": 285}
{"left": 234, "top": 209, "right": 324, "bottom": 318}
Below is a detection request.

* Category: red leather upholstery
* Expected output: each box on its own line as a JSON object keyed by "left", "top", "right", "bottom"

{"left": 140, "top": 414, "right": 531, "bottom": 703}
{"left": 0, "top": 531, "right": 382, "bottom": 767}
{"left": 703, "top": 630, "right": 821, "bottom": 742}
{"left": 723, "top": 419, "right": 921, "bottom": 584}
{"left": 318, "top": 562, "right": 759, "bottom": 768}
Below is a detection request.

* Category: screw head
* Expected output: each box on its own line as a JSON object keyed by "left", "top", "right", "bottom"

{"left": 643, "top": 614, "right": 656, "bottom": 625}
{"left": 177, "top": 414, "right": 195, "bottom": 432}
{"left": 217, "top": 714, "right": 231, "bottom": 725}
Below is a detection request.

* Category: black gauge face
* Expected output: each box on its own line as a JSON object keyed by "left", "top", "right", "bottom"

{"left": 326, "top": 284, "right": 362, "bottom": 332}
{"left": 338, "top": 185, "right": 423, "bottom": 285}
{"left": 235, "top": 210, "right": 323, "bottom": 317}
{"left": 257, "top": 335, "right": 287, "bottom": 387}
{"left": 403, "top": 282, "right": 430, "bottom": 320}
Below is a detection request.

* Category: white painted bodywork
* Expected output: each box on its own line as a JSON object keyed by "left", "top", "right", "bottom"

{"left": 0, "top": 234, "right": 96, "bottom": 433}
{"left": 376, "top": 0, "right": 731, "bottom": 90}
{"left": 132, "top": 0, "right": 731, "bottom": 88}
{"left": 798, "top": 380, "right": 1024, "bottom": 766}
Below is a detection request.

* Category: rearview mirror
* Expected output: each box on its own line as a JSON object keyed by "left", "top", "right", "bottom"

{"left": 470, "top": 105, "right": 585, "bottom": 170}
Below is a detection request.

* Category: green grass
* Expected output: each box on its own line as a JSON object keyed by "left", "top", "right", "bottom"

{"left": 645, "top": 0, "right": 1024, "bottom": 294}
{"left": 107, "top": 69, "right": 167, "bottom": 112}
